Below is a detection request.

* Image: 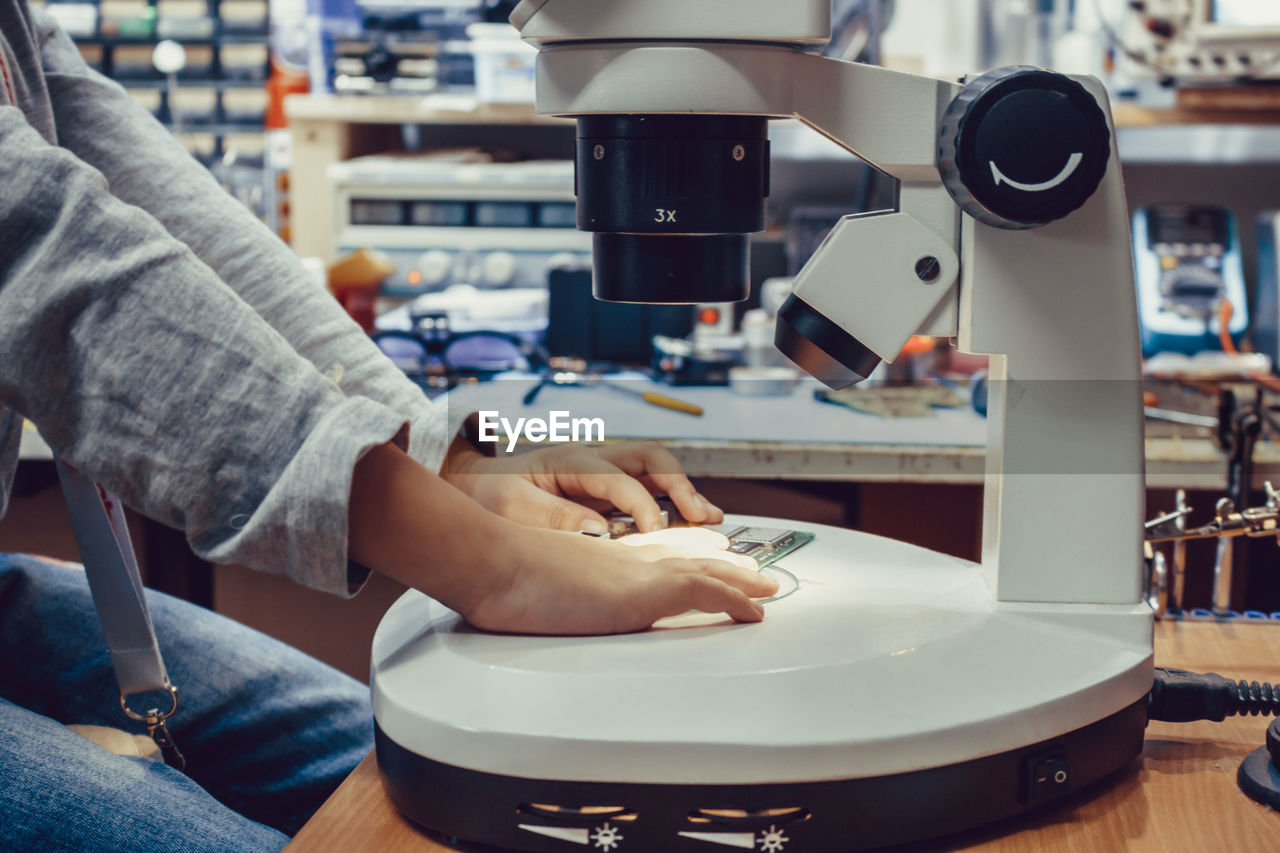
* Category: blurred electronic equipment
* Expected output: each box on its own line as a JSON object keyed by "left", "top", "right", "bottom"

{"left": 1133, "top": 204, "right": 1247, "bottom": 357}
{"left": 1251, "top": 211, "right": 1280, "bottom": 372}
{"left": 545, "top": 269, "right": 693, "bottom": 365}
{"left": 332, "top": 39, "right": 443, "bottom": 93}
{"left": 652, "top": 334, "right": 743, "bottom": 387}
{"left": 328, "top": 0, "right": 476, "bottom": 94}
{"left": 322, "top": 1, "right": 519, "bottom": 93}
{"left": 1111, "top": 0, "right": 1280, "bottom": 84}
{"left": 329, "top": 155, "right": 591, "bottom": 310}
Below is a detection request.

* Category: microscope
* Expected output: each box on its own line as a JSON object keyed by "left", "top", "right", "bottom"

{"left": 370, "top": 2, "right": 1151, "bottom": 849}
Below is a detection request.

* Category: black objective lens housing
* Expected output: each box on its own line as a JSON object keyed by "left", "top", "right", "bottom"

{"left": 575, "top": 115, "right": 770, "bottom": 304}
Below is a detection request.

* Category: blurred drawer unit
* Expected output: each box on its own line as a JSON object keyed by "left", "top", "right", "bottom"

{"left": 329, "top": 155, "right": 591, "bottom": 300}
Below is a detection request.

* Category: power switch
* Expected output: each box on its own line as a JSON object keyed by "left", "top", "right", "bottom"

{"left": 1027, "top": 754, "right": 1070, "bottom": 801}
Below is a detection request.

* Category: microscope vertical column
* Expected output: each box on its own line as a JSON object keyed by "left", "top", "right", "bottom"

{"left": 958, "top": 82, "right": 1144, "bottom": 604}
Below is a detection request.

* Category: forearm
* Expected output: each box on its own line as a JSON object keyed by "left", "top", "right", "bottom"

{"left": 350, "top": 443, "right": 515, "bottom": 611}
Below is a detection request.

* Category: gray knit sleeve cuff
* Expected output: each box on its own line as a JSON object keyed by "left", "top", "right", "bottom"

{"left": 199, "top": 395, "right": 409, "bottom": 598}
{"left": 406, "top": 401, "right": 480, "bottom": 476}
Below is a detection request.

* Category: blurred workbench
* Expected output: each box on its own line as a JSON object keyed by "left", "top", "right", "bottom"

{"left": 17, "top": 384, "right": 1280, "bottom": 488}
{"left": 440, "top": 375, "right": 1280, "bottom": 490}
{"left": 286, "top": 620, "right": 1280, "bottom": 852}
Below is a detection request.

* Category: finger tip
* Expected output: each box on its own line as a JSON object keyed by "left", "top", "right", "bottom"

{"left": 579, "top": 518, "right": 608, "bottom": 535}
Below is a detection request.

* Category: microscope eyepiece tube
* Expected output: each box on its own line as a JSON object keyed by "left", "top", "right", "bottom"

{"left": 575, "top": 114, "right": 769, "bottom": 304}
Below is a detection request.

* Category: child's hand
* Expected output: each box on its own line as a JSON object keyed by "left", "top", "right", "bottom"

{"left": 460, "top": 527, "right": 777, "bottom": 634}
{"left": 443, "top": 439, "right": 721, "bottom": 534}
{"left": 351, "top": 442, "right": 774, "bottom": 636}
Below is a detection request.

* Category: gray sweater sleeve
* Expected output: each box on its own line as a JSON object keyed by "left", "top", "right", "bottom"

{"left": 31, "top": 11, "right": 469, "bottom": 474}
{"left": 0, "top": 104, "right": 409, "bottom": 596}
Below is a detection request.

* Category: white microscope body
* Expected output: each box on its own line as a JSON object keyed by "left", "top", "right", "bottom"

{"left": 371, "top": 2, "right": 1152, "bottom": 849}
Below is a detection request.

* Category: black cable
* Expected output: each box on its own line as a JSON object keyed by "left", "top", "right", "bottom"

{"left": 1148, "top": 666, "right": 1280, "bottom": 723}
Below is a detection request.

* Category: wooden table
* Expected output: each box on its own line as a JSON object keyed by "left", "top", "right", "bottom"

{"left": 288, "top": 621, "right": 1280, "bottom": 852}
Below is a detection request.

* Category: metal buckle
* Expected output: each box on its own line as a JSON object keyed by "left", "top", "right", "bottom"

{"left": 120, "top": 683, "right": 179, "bottom": 723}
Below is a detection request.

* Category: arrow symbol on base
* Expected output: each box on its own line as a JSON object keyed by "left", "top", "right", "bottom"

{"left": 678, "top": 831, "right": 757, "bottom": 849}
{"left": 518, "top": 824, "right": 590, "bottom": 845}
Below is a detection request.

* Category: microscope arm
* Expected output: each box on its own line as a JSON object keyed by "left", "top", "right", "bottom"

{"left": 535, "top": 43, "right": 964, "bottom": 356}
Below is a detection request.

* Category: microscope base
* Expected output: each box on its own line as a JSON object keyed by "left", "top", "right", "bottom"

{"left": 376, "top": 699, "right": 1145, "bottom": 851}
{"left": 371, "top": 517, "right": 1153, "bottom": 850}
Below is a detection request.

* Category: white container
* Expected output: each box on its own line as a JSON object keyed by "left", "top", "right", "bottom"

{"left": 466, "top": 23, "right": 537, "bottom": 104}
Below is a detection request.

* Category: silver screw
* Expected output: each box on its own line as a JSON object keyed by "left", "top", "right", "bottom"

{"left": 594, "top": 144, "right": 606, "bottom": 161}
{"left": 732, "top": 144, "right": 745, "bottom": 161}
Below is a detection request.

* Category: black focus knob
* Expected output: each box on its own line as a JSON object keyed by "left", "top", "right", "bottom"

{"left": 937, "top": 66, "right": 1111, "bottom": 230}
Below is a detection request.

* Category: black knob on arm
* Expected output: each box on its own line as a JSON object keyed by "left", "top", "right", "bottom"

{"left": 937, "top": 66, "right": 1112, "bottom": 230}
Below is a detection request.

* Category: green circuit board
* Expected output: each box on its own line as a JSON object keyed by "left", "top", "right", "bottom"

{"left": 602, "top": 498, "right": 815, "bottom": 568}
{"left": 713, "top": 525, "right": 816, "bottom": 569}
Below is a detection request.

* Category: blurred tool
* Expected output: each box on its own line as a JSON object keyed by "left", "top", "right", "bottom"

{"left": 1143, "top": 406, "right": 1218, "bottom": 429}
{"left": 651, "top": 334, "right": 740, "bottom": 387}
{"left": 1133, "top": 205, "right": 1247, "bottom": 358}
{"left": 816, "top": 384, "right": 967, "bottom": 418}
{"left": 1171, "top": 489, "right": 1189, "bottom": 615}
{"left": 1146, "top": 478, "right": 1280, "bottom": 620}
{"left": 522, "top": 367, "right": 703, "bottom": 415}
{"left": 1214, "top": 387, "right": 1263, "bottom": 614}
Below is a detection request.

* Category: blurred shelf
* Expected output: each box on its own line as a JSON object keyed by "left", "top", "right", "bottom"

{"left": 78, "top": 32, "right": 268, "bottom": 47}
{"left": 119, "top": 76, "right": 265, "bottom": 89}
{"left": 284, "top": 94, "right": 571, "bottom": 126}
{"left": 1111, "top": 101, "right": 1280, "bottom": 127}
{"left": 1117, "top": 124, "right": 1280, "bottom": 164}
{"left": 165, "top": 121, "right": 263, "bottom": 135}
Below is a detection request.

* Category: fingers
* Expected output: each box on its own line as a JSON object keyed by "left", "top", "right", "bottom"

{"left": 554, "top": 455, "right": 667, "bottom": 532}
{"left": 493, "top": 479, "right": 611, "bottom": 534}
{"left": 644, "top": 572, "right": 765, "bottom": 624}
{"left": 599, "top": 442, "right": 723, "bottom": 523}
{"left": 619, "top": 536, "right": 760, "bottom": 573}
{"left": 691, "top": 559, "right": 780, "bottom": 598}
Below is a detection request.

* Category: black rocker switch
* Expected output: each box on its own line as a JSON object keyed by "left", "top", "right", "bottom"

{"left": 1026, "top": 754, "right": 1071, "bottom": 801}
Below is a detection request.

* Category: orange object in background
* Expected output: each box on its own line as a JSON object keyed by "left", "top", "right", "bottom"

{"left": 329, "top": 249, "right": 395, "bottom": 331}
{"left": 898, "top": 336, "right": 935, "bottom": 358}
{"left": 1218, "top": 300, "right": 1280, "bottom": 394}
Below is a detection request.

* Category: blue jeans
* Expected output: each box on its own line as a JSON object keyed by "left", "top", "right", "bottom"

{"left": 0, "top": 554, "right": 374, "bottom": 852}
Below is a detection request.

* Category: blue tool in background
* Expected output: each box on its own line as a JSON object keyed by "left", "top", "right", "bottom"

{"left": 1250, "top": 211, "right": 1280, "bottom": 372}
{"left": 1133, "top": 204, "right": 1248, "bottom": 359}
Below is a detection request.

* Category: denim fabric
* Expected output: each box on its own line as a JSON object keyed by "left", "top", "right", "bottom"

{"left": 0, "top": 555, "right": 374, "bottom": 851}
